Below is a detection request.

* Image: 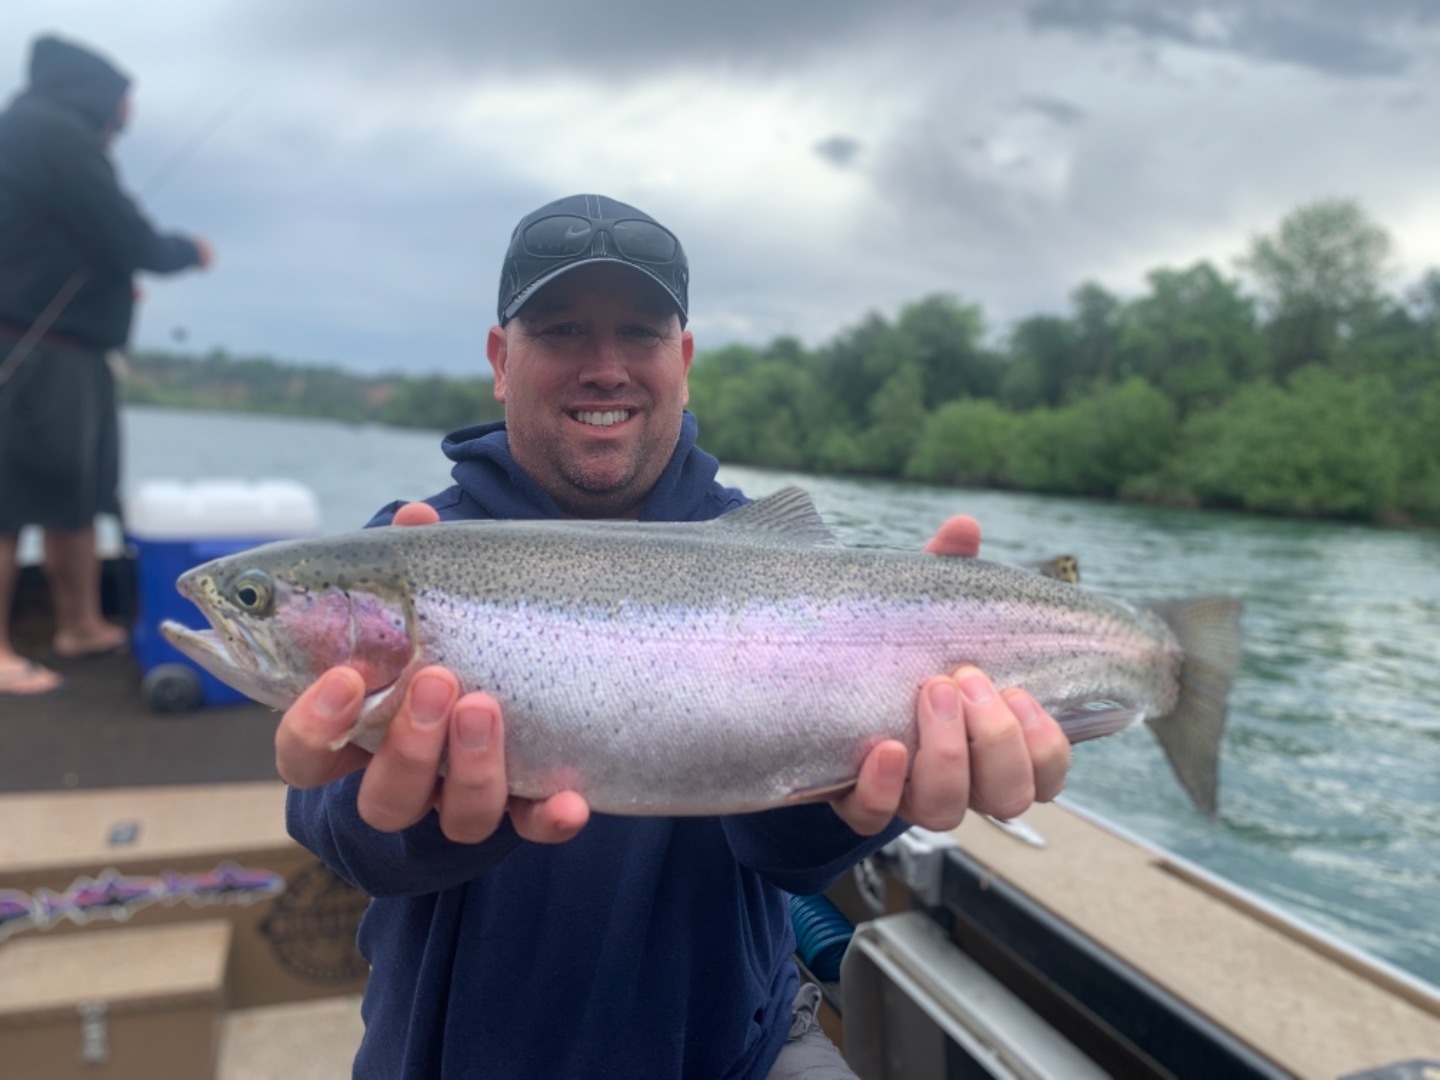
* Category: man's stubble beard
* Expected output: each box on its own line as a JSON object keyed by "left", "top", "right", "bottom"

{"left": 546, "top": 413, "right": 682, "bottom": 517}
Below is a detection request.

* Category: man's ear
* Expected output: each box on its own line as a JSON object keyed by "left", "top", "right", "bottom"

{"left": 680, "top": 329, "right": 694, "bottom": 406}
{"left": 486, "top": 325, "right": 508, "bottom": 402}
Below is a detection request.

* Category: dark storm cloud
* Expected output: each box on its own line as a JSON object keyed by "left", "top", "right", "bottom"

{"left": 237, "top": 0, "right": 943, "bottom": 78}
{"left": 1027, "top": 0, "right": 1425, "bottom": 78}
{"left": 1017, "top": 95, "right": 1086, "bottom": 126}
{"left": 871, "top": 134, "right": 1047, "bottom": 259}
{"left": 1387, "top": 90, "right": 1428, "bottom": 113}
{"left": 814, "top": 135, "right": 861, "bottom": 169}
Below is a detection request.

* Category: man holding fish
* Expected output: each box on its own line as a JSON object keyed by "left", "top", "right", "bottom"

{"left": 275, "top": 195, "right": 1073, "bottom": 1078}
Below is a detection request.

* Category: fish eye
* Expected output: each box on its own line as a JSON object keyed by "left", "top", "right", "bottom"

{"left": 231, "top": 570, "right": 275, "bottom": 615}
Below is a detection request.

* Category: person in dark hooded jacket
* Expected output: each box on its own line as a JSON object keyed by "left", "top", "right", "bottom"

{"left": 0, "top": 33, "right": 212, "bottom": 696}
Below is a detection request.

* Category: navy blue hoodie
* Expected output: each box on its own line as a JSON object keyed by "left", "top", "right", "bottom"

{"left": 0, "top": 35, "right": 202, "bottom": 348}
{"left": 288, "top": 414, "right": 906, "bottom": 1078}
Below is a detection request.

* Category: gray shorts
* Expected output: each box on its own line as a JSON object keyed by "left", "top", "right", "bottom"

{"left": 766, "top": 982, "right": 857, "bottom": 1079}
{"left": 0, "top": 338, "right": 120, "bottom": 531}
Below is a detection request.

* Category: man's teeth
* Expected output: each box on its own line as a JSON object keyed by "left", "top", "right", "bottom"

{"left": 575, "top": 410, "right": 630, "bottom": 427}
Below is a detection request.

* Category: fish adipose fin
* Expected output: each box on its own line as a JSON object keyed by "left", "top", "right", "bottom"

{"left": 1031, "top": 554, "right": 1080, "bottom": 583}
{"left": 714, "top": 487, "right": 839, "bottom": 547}
{"left": 1145, "top": 596, "right": 1245, "bottom": 819}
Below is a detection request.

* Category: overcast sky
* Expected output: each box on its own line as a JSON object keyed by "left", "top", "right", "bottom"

{"left": 6, "top": 1, "right": 1440, "bottom": 376}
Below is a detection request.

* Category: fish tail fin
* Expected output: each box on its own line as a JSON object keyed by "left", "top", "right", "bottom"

{"left": 1145, "top": 596, "right": 1245, "bottom": 818}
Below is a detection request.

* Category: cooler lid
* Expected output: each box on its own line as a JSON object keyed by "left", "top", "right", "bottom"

{"left": 125, "top": 479, "right": 321, "bottom": 540}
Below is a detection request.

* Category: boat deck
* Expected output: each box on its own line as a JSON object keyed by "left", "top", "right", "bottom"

{"left": 949, "top": 802, "right": 1440, "bottom": 1077}
{"left": 4, "top": 556, "right": 363, "bottom": 1079}
{"left": 3, "top": 564, "right": 278, "bottom": 793}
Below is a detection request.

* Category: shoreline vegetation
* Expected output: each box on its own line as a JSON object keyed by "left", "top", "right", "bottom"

{"left": 120, "top": 200, "right": 1439, "bottom": 526}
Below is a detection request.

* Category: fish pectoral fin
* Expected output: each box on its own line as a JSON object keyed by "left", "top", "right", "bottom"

{"left": 1052, "top": 701, "right": 1147, "bottom": 744}
{"left": 325, "top": 657, "right": 425, "bottom": 754}
{"left": 783, "top": 779, "right": 857, "bottom": 805}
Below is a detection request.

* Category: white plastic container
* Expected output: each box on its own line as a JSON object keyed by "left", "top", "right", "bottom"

{"left": 126, "top": 479, "right": 321, "bottom": 540}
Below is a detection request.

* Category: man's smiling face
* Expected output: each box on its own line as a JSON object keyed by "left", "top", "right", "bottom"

{"left": 487, "top": 262, "right": 694, "bottom": 519}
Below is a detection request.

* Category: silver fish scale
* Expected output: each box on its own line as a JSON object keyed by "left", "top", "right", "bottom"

{"left": 328, "top": 519, "right": 1185, "bottom": 814}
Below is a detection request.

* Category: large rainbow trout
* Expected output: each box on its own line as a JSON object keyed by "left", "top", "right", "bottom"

{"left": 161, "top": 488, "right": 1242, "bottom": 816}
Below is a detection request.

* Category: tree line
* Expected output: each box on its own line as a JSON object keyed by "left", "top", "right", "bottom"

{"left": 121, "top": 349, "right": 504, "bottom": 432}
{"left": 688, "top": 199, "right": 1440, "bottom": 524}
{"left": 121, "top": 199, "right": 1440, "bottom": 524}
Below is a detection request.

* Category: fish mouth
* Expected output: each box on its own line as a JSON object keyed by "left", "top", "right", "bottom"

{"left": 159, "top": 599, "right": 297, "bottom": 710}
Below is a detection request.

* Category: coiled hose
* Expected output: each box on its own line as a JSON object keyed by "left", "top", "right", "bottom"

{"left": 789, "top": 893, "right": 854, "bottom": 982}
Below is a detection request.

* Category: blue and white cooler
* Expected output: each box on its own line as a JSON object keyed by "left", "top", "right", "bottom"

{"left": 126, "top": 479, "right": 321, "bottom": 712}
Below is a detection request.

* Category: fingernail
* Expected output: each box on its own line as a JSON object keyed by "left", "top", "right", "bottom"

{"left": 1006, "top": 690, "right": 1041, "bottom": 729}
{"left": 879, "top": 747, "right": 907, "bottom": 784}
{"left": 409, "top": 676, "right": 451, "bottom": 728}
{"left": 927, "top": 680, "right": 959, "bottom": 720}
{"left": 958, "top": 667, "right": 996, "bottom": 704}
{"left": 457, "top": 704, "right": 494, "bottom": 752}
{"left": 315, "top": 672, "right": 359, "bottom": 721}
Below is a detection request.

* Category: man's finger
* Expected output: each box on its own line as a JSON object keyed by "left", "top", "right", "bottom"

{"left": 924, "top": 515, "right": 981, "bottom": 558}
{"left": 357, "top": 667, "right": 456, "bottom": 832}
{"left": 510, "top": 791, "right": 591, "bottom": 844}
{"left": 1003, "top": 689, "right": 1071, "bottom": 803}
{"left": 898, "top": 676, "right": 971, "bottom": 831}
{"left": 831, "top": 740, "right": 908, "bottom": 835}
{"left": 393, "top": 501, "right": 440, "bottom": 527}
{"left": 959, "top": 668, "right": 1037, "bottom": 821}
{"left": 275, "top": 666, "right": 371, "bottom": 789}
{"left": 435, "top": 694, "right": 509, "bottom": 844}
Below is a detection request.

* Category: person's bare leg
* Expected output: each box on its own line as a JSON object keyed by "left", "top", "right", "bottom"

{"left": 43, "top": 525, "right": 127, "bottom": 657}
{"left": 0, "top": 530, "right": 63, "bottom": 693}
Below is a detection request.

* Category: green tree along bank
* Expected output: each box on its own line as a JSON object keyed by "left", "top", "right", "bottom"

{"left": 120, "top": 348, "right": 505, "bottom": 432}
{"left": 687, "top": 200, "right": 1440, "bottom": 525}
{"left": 120, "top": 200, "right": 1440, "bottom": 525}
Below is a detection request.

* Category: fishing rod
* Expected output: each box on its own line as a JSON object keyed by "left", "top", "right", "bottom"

{"left": 0, "top": 89, "right": 247, "bottom": 388}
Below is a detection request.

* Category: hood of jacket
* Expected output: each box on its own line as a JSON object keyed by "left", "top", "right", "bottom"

{"left": 26, "top": 35, "right": 130, "bottom": 132}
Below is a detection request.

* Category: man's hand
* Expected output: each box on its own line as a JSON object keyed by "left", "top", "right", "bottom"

{"left": 274, "top": 501, "right": 590, "bottom": 845}
{"left": 830, "top": 514, "right": 1072, "bottom": 835}
{"left": 190, "top": 235, "right": 215, "bottom": 270}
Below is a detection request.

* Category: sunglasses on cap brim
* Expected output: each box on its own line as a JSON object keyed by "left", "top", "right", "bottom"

{"left": 521, "top": 215, "right": 679, "bottom": 264}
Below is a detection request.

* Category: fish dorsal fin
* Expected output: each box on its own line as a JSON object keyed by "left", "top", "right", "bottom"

{"left": 712, "top": 487, "right": 838, "bottom": 546}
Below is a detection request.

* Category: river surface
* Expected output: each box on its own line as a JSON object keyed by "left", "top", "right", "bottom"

{"left": 104, "top": 405, "right": 1440, "bottom": 987}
